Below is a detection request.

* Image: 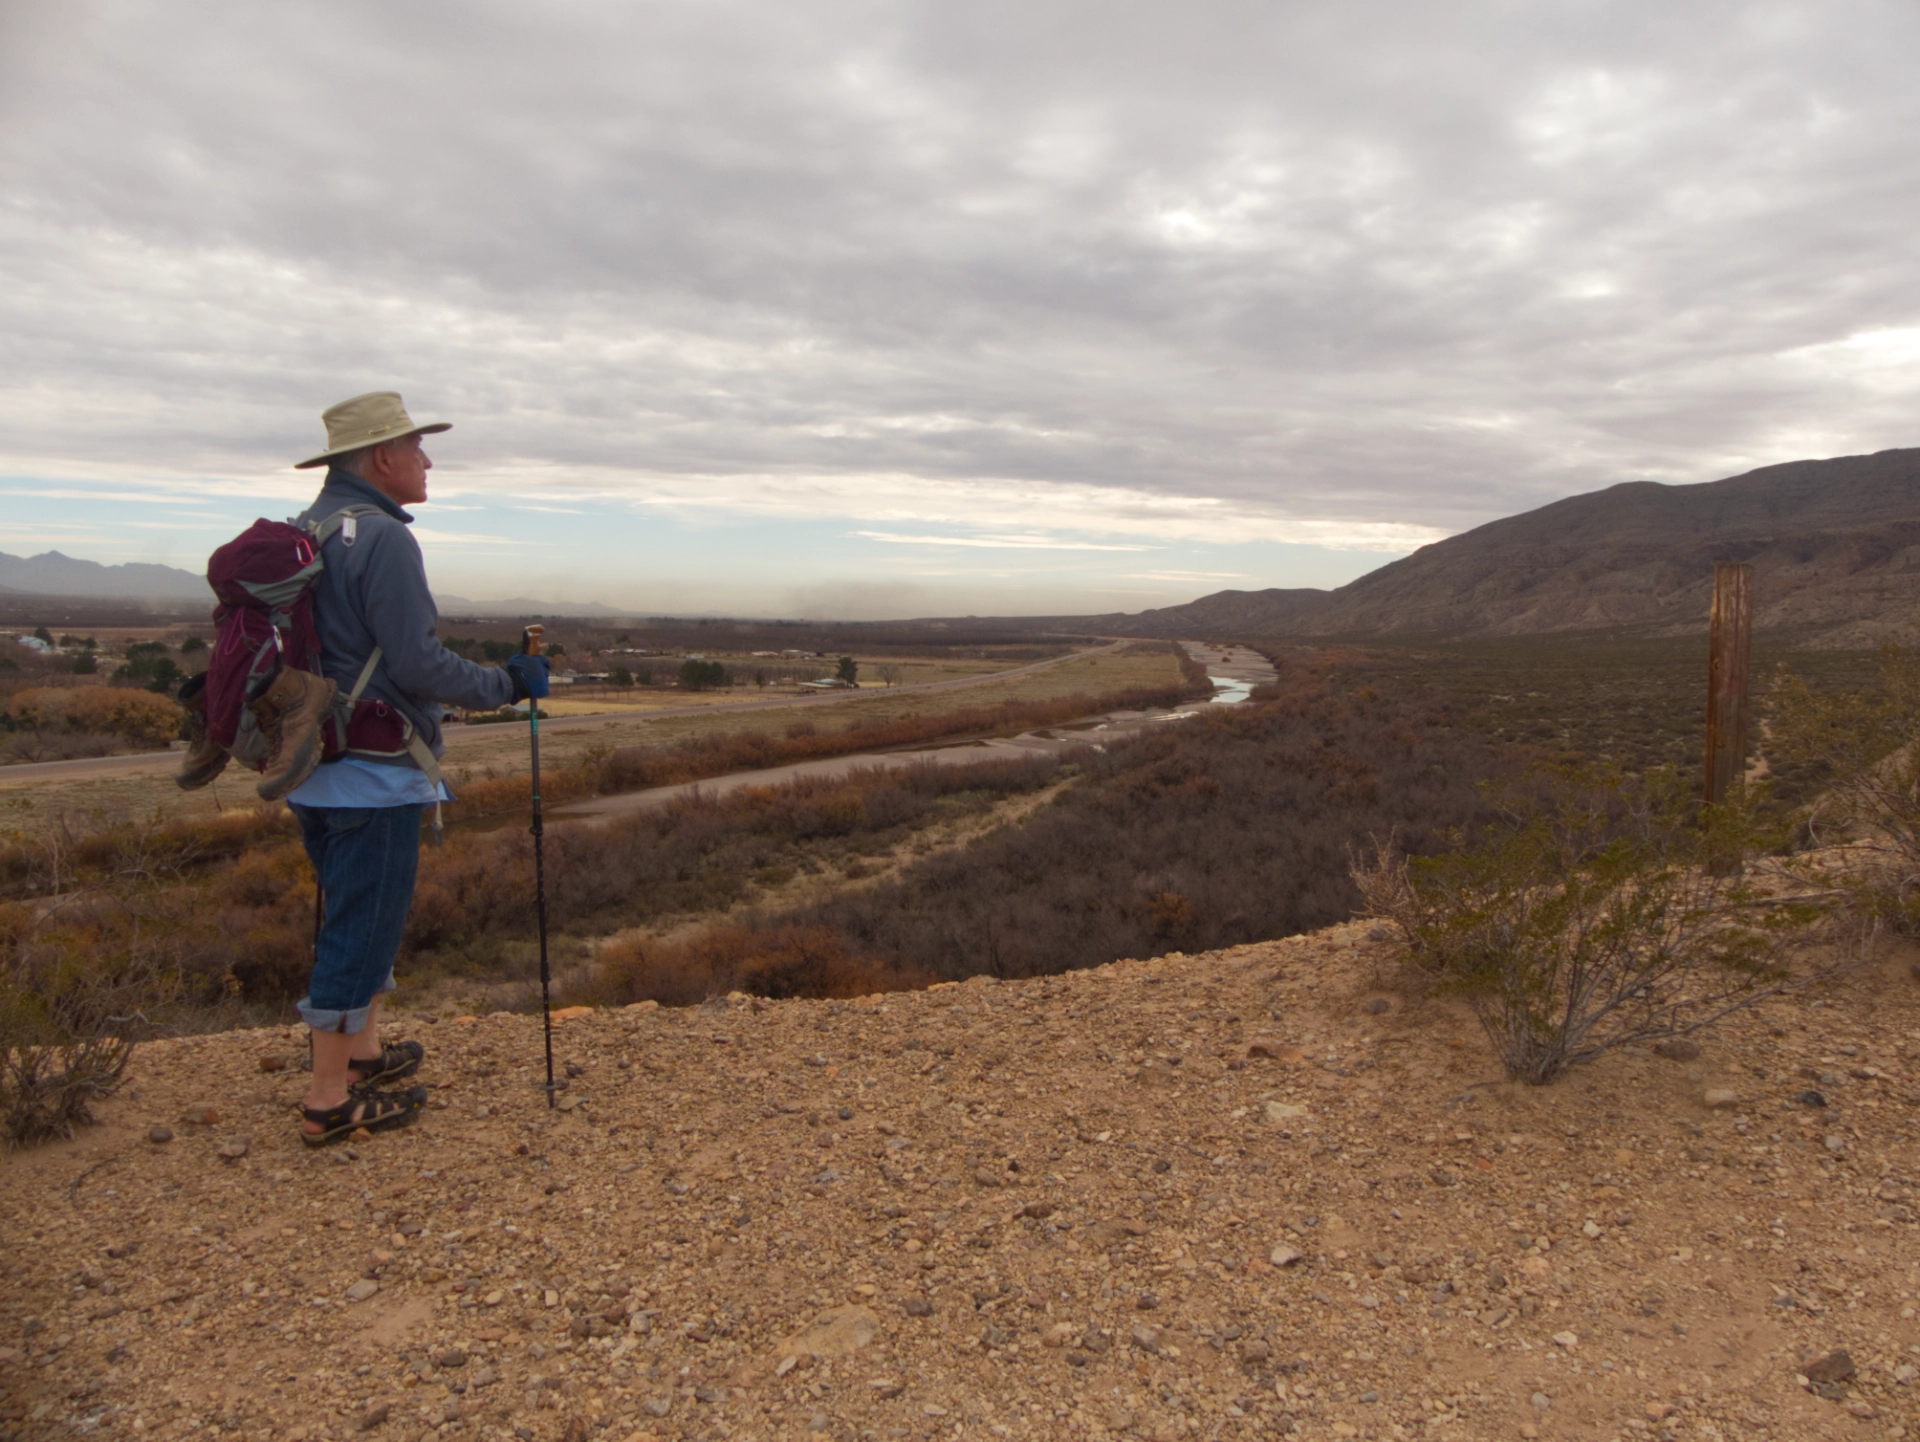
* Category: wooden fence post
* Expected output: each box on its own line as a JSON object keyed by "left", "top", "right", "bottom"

{"left": 1704, "top": 562, "right": 1754, "bottom": 805}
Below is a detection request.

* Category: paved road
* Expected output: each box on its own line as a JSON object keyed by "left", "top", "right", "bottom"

{"left": 0, "top": 640, "right": 1130, "bottom": 786}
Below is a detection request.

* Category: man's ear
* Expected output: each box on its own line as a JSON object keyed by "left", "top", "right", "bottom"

{"left": 363, "top": 441, "right": 397, "bottom": 479}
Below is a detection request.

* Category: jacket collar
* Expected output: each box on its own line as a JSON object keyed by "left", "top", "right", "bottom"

{"left": 318, "top": 467, "right": 414, "bottom": 525}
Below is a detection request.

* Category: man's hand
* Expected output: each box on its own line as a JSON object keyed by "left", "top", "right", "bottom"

{"left": 506, "top": 653, "right": 550, "bottom": 702}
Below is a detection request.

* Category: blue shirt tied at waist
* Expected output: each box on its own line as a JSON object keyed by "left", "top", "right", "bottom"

{"left": 287, "top": 755, "right": 451, "bottom": 809}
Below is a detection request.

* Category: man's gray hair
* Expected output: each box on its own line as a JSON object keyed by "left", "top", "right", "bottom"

{"left": 331, "top": 439, "right": 406, "bottom": 477}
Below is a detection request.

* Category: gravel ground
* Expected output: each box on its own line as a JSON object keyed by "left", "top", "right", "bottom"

{"left": 4, "top": 924, "right": 1919, "bottom": 1442}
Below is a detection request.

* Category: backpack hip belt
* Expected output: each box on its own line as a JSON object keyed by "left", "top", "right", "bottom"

{"left": 331, "top": 646, "right": 449, "bottom": 844}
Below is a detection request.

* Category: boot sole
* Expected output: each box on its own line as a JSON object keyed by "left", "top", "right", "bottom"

{"left": 176, "top": 754, "right": 231, "bottom": 790}
{"left": 255, "top": 722, "right": 324, "bottom": 801}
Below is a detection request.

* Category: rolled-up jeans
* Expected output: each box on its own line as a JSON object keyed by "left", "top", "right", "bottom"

{"left": 291, "top": 803, "right": 420, "bottom": 1034}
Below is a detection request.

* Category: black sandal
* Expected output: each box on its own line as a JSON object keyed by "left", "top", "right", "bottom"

{"left": 348, "top": 1040, "right": 425, "bottom": 1090}
{"left": 300, "top": 1085, "right": 427, "bottom": 1148}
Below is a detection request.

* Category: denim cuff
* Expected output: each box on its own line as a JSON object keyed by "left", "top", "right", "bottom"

{"left": 296, "top": 970, "right": 396, "bottom": 1034}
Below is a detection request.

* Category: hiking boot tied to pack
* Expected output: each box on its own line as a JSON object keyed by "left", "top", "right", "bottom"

{"left": 250, "top": 665, "right": 338, "bottom": 801}
{"left": 174, "top": 671, "right": 229, "bottom": 789}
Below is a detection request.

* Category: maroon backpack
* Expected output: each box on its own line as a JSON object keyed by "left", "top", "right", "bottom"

{"left": 190, "top": 507, "right": 390, "bottom": 770}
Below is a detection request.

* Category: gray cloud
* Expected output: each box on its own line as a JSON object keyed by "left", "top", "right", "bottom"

{"left": 3, "top": 0, "right": 1918, "bottom": 551}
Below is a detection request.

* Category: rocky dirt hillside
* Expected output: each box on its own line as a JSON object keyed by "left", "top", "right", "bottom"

{"left": 1097, "top": 448, "right": 1920, "bottom": 644}
{"left": 3, "top": 926, "right": 1919, "bottom": 1442}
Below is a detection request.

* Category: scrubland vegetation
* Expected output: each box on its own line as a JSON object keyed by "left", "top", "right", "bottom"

{"left": 1346, "top": 631, "right": 1879, "bottom": 787}
{"left": 0, "top": 686, "right": 181, "bottom": 762}
{"left": 0, "top": 632, "right": 207, "bottom": 762}
{"left": 602, "top": 653, "right": 1508, "bottom": 994}
{"left": 442, "top": 663, "right": 1205, "bottom": 822}
{"left": 9, "top": 625, "right": 1920, "bottom": 1140}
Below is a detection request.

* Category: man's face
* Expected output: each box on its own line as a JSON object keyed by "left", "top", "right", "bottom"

{"left": 366, "top": 434, "right": 431, "bottom": 506}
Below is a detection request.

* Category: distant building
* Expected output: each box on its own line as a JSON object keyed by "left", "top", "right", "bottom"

{"left": 14, "top": 636, "right": 50, "bottom": 653}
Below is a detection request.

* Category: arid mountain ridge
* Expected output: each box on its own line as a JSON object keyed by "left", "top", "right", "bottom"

{"left": 1097, "top": 447, "right": 1920, "bottom": 645}
{"left": 10, "top": 448, "right": 1920, "bottom": 642}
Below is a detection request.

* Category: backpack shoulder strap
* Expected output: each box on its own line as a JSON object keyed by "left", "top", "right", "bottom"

{"left": 345, "top": 647, "right": 383, "bottom": 705}
{"left": 305, "top": 504, "right": 386, "bottom": 549}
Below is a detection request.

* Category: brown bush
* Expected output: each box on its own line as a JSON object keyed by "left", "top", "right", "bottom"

{"left": 2, "top": 805, "right": 294, "bottom": 899}
{"left": 3, "top": 686, "right": 180, "bottom": 747}
{"left": 576, "top": 924, "right": 933, "bottom": 1008}
{"left": 0, "top": 892, "right": 192, "bottom": 1147}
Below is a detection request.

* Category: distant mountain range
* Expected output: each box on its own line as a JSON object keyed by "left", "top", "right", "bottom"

{"left": 0, "top": 550, "right": 213, "bottom": 601}
{"left": 12, "top": 446, "right": 1920, "bottom": 643}
{"left": 1088, "top": 447, "right": 1920, "bottom": 645}
{"left": 0, "top": 554, "right": 629, "bottom": 618}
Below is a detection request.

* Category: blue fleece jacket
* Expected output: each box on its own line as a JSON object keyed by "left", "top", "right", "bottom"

{"left": 295, "top": 468, "right": 514, "bottom": 765}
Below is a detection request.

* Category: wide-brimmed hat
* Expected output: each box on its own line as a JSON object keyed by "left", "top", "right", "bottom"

{"left": 295, "top": 391, "right": 450, "bottom": 469}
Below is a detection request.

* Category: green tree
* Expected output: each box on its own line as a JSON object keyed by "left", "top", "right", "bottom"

{"left": 72, "top": 653, "right": 97, "bottom": 675}
{"left": 836, "top": 655, "right": 858, "bottom": 685}
{"left": 117, "top": 642, "right": 182, "bottom": 693}
{"left": 608, "top": 666, "right": 634, "bottom": 688}
{"left": 679, "top": 658, "right": 729, "bottom": 691}
{"left": 178, "top": 635, "right": 206, "bottom": 654}
{"left": 32, "top": 627, "right": 52, "bottom": 645}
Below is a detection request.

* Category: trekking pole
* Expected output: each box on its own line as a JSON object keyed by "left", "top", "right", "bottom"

{"left": 522, "top": 624, "right": 556, "bottom": 1108}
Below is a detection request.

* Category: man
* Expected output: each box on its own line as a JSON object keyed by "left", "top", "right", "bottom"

{"left": 287, "top": 392, "right": 547, "bottom": 1145}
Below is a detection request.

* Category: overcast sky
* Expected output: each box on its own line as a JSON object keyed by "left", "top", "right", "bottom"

{"left": 3, "top": 0, "right": 1918, "bottom": 618}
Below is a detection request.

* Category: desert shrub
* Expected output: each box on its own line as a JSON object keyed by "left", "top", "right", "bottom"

{"left": 2, "top": 686, "right": 180, "bottom": 748}
{"left": 0, "top": 941, "right": 158, "bottom": 1147}
{"left": 0, "top": 828, "right": 235, "bottom": 1145}
{"left": 1769, "top": 644, "right": 1920, "bottom": 930}
{"left": 1, "top": 805, "right": 294, "bottom": 899}
{"left": 579, "top": 924, "right": 932, "bottom": 1007}
{"left": 1354, "top": 764, "right": 1843, "bottom": 1085}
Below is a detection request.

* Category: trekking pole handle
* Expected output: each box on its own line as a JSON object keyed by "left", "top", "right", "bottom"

{"left": 521, "top": 624, "right": 544, "bottom": 657}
